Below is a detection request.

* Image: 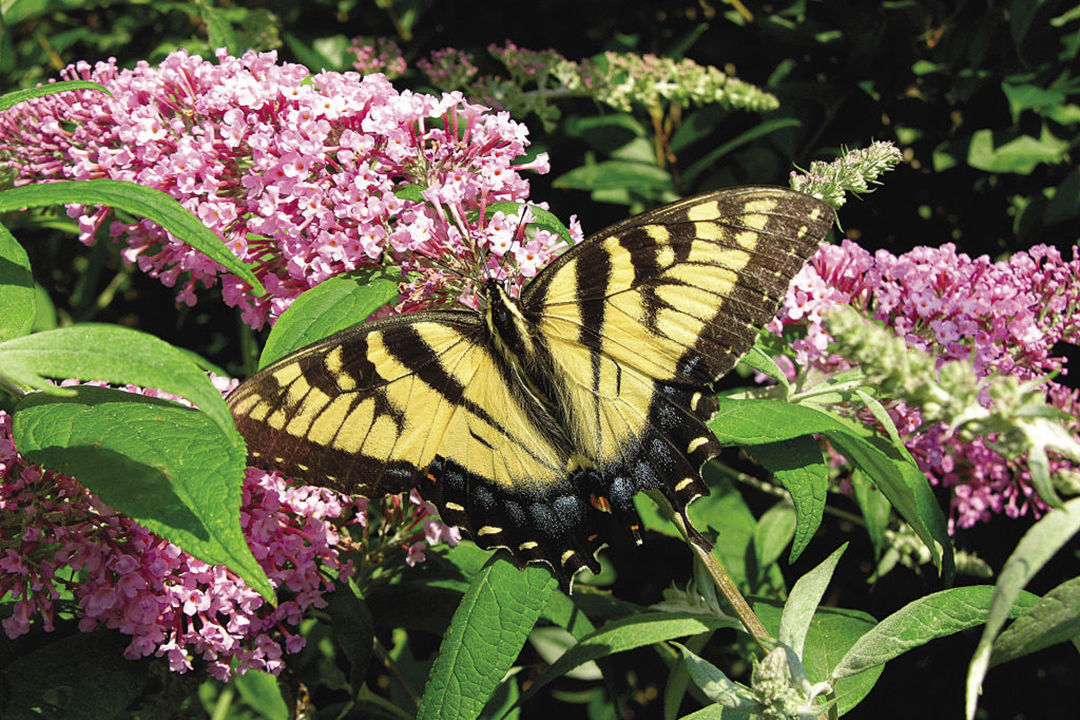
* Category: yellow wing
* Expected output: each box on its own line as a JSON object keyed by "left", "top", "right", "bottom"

{"left": 227, "top": 311, "right": 605, "bottom": 585}
{"left": 522, "top": 186, "right": 834, "bottom": 522}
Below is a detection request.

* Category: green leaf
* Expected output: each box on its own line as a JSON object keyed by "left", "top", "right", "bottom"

{"left": 736, "top": 343, "right": 790, "bottom": 391}
{"left": 965, "top": 497, "right": 1080, "bottom": 720}
{"left": 524, "top": 612, "right": 740, "bottom": 701}
{"left": 966, "top": 126, "right": 1069, "bottom": 175}
{"left": 0, "top": 80, "right": 111, "bottom": 111}
{"left": 12, "top": 387, "right": 272, "bottom": 598}
{"left": 832, "top": 586, "right": 1038, "bottom": 682}
{"left": 552, "top": 160, "right": 673, "bottom": 193}
{"left": 674, "top": 644, "right": 758, "bottom": 709}
{"left": 233, "top": 671, "right": 289, "bottom": 720}
{"left": 752, "top": 501, "right": 797, "bottom": 572}
{"left": 681, "top": 117, "right": 802, "bottom": 186}
{"left": 709, "top": 398, "right": 952, "bottom": 579}
{"left": 637, "top": 471, "right": 783, "bottom": 592}
{"left": 258, "top": 270, "right": 400, "bottom": 368}
{"left": 747, "top": 436, "right": 828, "bottom": 562}
{"left": 991, "top": 575, "right": 1080, "bottom": 666}
{"left": 200, "top": 1, "right": 238, "bottom": 55}
{"left": 754, "top": 602, "right": 879, "bottom": 716}
{"left": 486, "top": 201, "right": 574, "bottom": 245}
{"left": 416, "top": 556, "right": 555, "bottom": 720}
{"left": 0, "top": 180, "right": 265, "bottom": 295}
{"left": 0, "top": 223, "right": 35, "bottom": 342}
{"left": 779, "top": 544, "right": 847, "bottom": 660}
{"left": 530, "top": 627, "right": 602, "bottom": 681}
{"left": 0, "top": 324, "right": 239, "bottom": 444}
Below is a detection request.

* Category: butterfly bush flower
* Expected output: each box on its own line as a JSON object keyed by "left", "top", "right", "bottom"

{"left": 771, "top": 239, "right": 1080, "bottom": 529}
{"left": 0, "top": 49, "right": 571, "bottom": 328}
{"left": 0, "top": 378, "right": 460, "bottom": 677}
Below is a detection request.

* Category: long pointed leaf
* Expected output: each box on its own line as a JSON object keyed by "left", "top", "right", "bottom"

{"left": 0, "top": 180, "right": 264, "bottom": 295}
{"left": 416, "top": 556, "right": 555, "bottom": 720}
{"left": 779, "top": 544, "right": 847, "bottom": 659}
{"left": 965, "top": 497, "right": 1080, "bottom": 719}
{"left": 0, "top": 324, "right": 239, "bottom": 445}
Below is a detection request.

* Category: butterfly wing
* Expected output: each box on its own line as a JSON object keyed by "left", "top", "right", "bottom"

{"left": 522, "top": 186, "right": 834, "bottom": 529}
{"left": 228, "top": 310, "right": 605, "bottom": 586}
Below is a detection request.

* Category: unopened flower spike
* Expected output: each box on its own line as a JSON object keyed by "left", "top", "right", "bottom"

{"left": 789, "top": 140, "right": 903, "bottom": 209}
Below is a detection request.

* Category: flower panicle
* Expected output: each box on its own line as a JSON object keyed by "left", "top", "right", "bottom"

{"left": 0, "top": 48, "right": 568, "bottom": 329}
{"left": 789, "top": 140, "right": 903, "bottom": 209}
{"left": 0, "top": 378, "right": 468, "bottom": 678}
{"left": 358, "top": 37, "right": 779, "bottom": 127}
{"left": 772, "top": 235, "right": 1080, "bottom": 530}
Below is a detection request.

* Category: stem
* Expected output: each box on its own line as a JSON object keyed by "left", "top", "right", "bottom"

{"left": 671, "top": 512, "right": 771, "bottom": 651}
{"left": 373, "top": 636, "right": 421, "bottom": 709}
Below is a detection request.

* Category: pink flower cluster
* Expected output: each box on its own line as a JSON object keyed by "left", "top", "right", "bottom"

{"left": 772, "top": 240, "right": 1080, "bottom": 529}
{"left": 0, "top": 49, "right": 571, "bottom": 328}
{"left": 348, "top": 36, "right": 407, "bottom": 79}
{"left": 0, "top": 378, "right": 461, "bottom": 678}
{"left": 0, "top": 408, "right": 357, "bottom": 679}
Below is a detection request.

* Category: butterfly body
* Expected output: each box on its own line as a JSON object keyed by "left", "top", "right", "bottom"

{"left": 228, "top": 186, "right": 834, "bottom": 590}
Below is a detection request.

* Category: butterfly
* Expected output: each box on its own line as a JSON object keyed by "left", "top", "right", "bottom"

{"left": 227, "top": 186, "right": 834, "bottom": 591}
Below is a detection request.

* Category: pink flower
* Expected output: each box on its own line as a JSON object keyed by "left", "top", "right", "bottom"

{"left": 773, "top": 239, "right": 1080, "bottom": 529}
{"left": 0, "top": 49, "right": 572, "bottom": 328}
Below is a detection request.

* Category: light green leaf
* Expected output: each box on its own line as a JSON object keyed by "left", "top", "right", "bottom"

{"left": 1001, "top": 82, "right": 1066, "bottom": 122}
{"left": 992, "top": 575, "right": 1080, "bottom": 666}
{"left": 233, "top": 671, "right": 288, "bottom": 720}
{"left": 0, "top": 180, "right": 264, "bottom": 295}
{"left": 524, "top": 612, "right": 740, "bottom": 702}
{"left": 552, "top": 159, "right": 673, "bottom": 193}
{"left": 416, "top": 556, "right": 555, "bottom": 720}
{"left": 966, "top": 497, "right": 1080, "bottom": 720}
{"left": 754, "top": 602, "right": 879, "bottom": 716}
{"left": 675, "top": 643, "right": 758, "bottom": 709}
{"left": 779, "top": 544, "right": 847, "bottom": 660}
{"left": 0, "top": 80, "right": 111, "bottom": 111}
{"left": 0, "top": 223, "right": 35, "bottom": 342}
{"left": 967, "top": 126, "right": 1069, "bottom": 175}
{"left": 0, "top": 324, "right": 239, "bottom": 445}
{"left": 832, "top": 586, "right": 1038, "bottom": 680}
{"left": 258, "top": 270, "right": 400, "bottom": 368}
{"left": 486, "top": 201, "right": 574, "bottom": 245}
{"left": 736, "top": 343, "right": 790, "bottom": 391}
{"left": 530, "top": 627, "right": 601, "bottom": 681}
{"left": 753, "top": 502, "right": 797, "bottom": 572}
{"left": 13, "top": 387, "right": 272, "bottom": 598}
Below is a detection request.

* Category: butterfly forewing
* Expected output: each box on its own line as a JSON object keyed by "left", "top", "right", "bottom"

{"left": 523, "top": 186, "right": 834, "bottom": 519}
{"left": 229, "top": 312, "right": 565, "bottom": 493}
